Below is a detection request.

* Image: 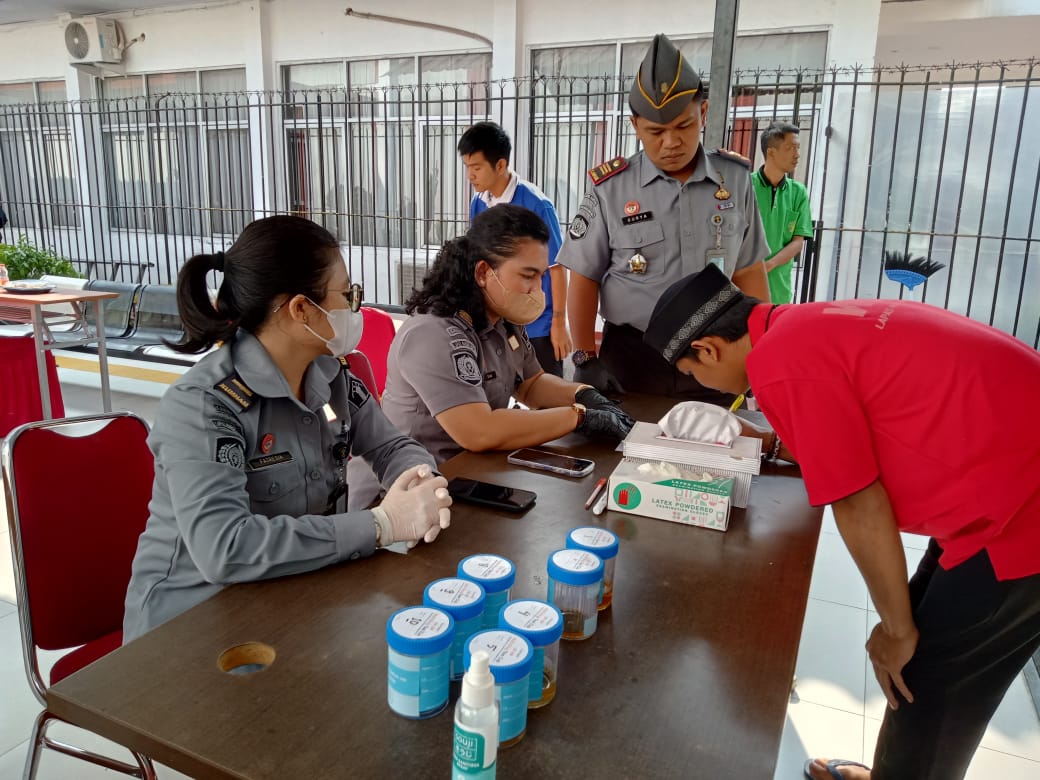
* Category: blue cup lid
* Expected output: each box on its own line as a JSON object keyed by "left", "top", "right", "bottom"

{"left": 566, "top": 526, "right": 620, "bottom": 559}
{"left": 386, "top": 606, "right": 454, "bottom": 655}
{"left": 547, "top": 548, "right": 603, "bottom": 586}
{"left": 423, "top": 578, "right": 486, "bottom": 621}
{"left": 463, "top": 629, "right": 534, "bottom": 683}
{"left": 457, "top": 554, "right": 515, "bottom": 593}
{"left": 499, "top": 599, "right": 564, "bottom": 646}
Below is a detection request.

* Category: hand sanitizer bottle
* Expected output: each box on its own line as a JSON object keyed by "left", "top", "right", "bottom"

{"left": 453, "top": 650, "right": 498, "bottom": 779}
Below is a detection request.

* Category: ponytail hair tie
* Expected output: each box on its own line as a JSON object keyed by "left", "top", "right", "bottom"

{"left": 213, "top": 251, "right": 226, "bottom": 272}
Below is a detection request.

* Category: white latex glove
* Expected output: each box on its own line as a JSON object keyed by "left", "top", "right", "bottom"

{"left": 371, "top": 464, "right": 452, "bottom": 548}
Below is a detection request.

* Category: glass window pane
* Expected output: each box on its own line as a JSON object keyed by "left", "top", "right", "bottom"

{"left": 208, "top": 128, "right": 252, "bottom": 235}
{"left": 104, "top": 130, "right": 150, "bottom": 230}
{"left": 43, "top": 133, "right": 79, "bottom": 227}
{"left": 0, "top": 82, "right": 36, "bottom": 105}
{"left": 420, "top": 54, "right": 491, "bottom": 117}
{"left": 285, "top": 62, "right": 346, "bottom": 91}
{"left": 101, "top": 76, "right": 145, "bottom": 100}
{"left": 734, "top": 32, "right": 828, "bottom": 75}
{"left": 348, "top": 121, "right": 415, "bottom": 248}
{"left": 531, "top": 45, "right": 616, "bottom": 113}
{"left": 151, "top": 127, "right": 203, "bottom": 236}
{"left": 37, "top": 81, "right": 68, "bottom": 103}
{"left": 421, "top": 53, "right": 490, "bottom": 85}
{"left": 349, "top": 59, "right": 417, "bottom": 119}
{"left": 349, "top": 58, "right": 416, "bottom": 89}
{"left": 0, "top": 131, "right": 37, "bottom": 228}
{"left": 147, "top": 71, "right": 198, "bottom": 96}
{"left": 285, "top": 127, "right": 347, "bottom": 239}
{"left": 422, "top": 124, "right": 468, "bottom": 246}
{"left": 201, "top": 68, "right": 247, "bottom": 93}
{"left": 284, "top": 63, "right": 346, "bottom": 120}
{"left": 532, "top": 121, "right": 612, "bottom": 220}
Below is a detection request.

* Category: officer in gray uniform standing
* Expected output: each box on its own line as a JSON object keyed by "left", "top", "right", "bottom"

{"left": 558, "top": 32, "right": 770, "bottom": 401}
{"left": 124, "top": 216, "right": 451, "bottom": 642}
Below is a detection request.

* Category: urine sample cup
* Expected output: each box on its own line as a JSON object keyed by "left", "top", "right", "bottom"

{"left": 499, "top": 599, "right": 564, "bottom": 708}
{"left": 457, "top": 554, "right": 515, "bottom": 629}
{"left": 423, "top": 577, "right": 486, "bottom": 682}
{"left": 385, "top": 606, "right": 454, "bottom": 719}
{"left": 546, "top": 549, "right": 603, "bottom": 641}
{"left": 464, "top": 629, "right": 534, "bottom": 748}
{"left": 565, "top": 526, "right": 620, "bottom": 610}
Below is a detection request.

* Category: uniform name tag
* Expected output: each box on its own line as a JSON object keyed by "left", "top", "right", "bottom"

{"left": 248, "top": 451, "right": 294, "bottom": 470}
{"left": 621, "top": 211, "right": 654, "bottom": 225}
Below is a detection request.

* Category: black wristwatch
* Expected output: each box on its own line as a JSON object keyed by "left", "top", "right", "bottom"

{"left": 572, "top": 349, "right": 597, "bottom": 367}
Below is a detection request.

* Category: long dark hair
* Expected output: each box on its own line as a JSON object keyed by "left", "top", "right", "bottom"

{"left": 405, "top": 204, "right": 549, "bottom": 330}
{"left": 173, "top": 215, "right": 340, "bottom": 353}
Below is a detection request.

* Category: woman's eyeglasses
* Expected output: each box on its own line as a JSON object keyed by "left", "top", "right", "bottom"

{"left": 273, "top": 283, "right": 364, "bottom": 314}
{"left": 333, "top": 283, "right": 364, "bottom": 313}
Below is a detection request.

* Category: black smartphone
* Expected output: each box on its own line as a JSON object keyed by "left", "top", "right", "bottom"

{"left": 447, "top": 478, "right": 537, "bottom": 513}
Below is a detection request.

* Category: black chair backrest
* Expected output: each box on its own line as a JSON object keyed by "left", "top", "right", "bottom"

{"left": 83, "top": 280, "right": 141, "bottom": 338}
{"left": 131, "top": 285, "right": 184, "bottom": 346}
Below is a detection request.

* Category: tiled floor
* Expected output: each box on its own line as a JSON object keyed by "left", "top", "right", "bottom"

{"left": 1, "top": 371, "right": 1038, "bottom": 779}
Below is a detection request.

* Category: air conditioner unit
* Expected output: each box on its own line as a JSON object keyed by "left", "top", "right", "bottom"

{"left": 64, "top": 18, "right": 122, "bottom": 64}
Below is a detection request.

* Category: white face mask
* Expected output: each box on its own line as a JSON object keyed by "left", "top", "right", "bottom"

{"left": 304, "top": 299, "right": 364, "bottom": 356}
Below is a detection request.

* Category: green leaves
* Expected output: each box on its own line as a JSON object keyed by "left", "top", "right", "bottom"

{"left": 0, "top": 235, "right": 81, "bottom": 281}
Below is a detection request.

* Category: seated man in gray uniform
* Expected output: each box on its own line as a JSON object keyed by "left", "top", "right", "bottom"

{"left": 558, "top": 32, "right": 770, "bottom": 401}
{"left": 124, "top": 216, "right": 451, "bottom": 642}
{"left": 379, "top": 204, "right": 633, "bottom": 467}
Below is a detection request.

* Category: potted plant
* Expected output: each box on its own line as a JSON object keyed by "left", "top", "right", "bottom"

{"left": 0, "top": 235, "right": 81, "bottom": 281}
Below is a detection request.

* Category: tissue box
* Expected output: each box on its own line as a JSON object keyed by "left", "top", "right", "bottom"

{"left": 621, "top": 422, "right": 760, "bottom": 508}
{"left": 607, "top": 458, "right": 735, "bottom": 531}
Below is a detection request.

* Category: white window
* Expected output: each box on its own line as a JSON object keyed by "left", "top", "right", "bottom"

{"left": 0, "top": 80, "right": 78, "bottom": 230}
{"left": 99, "top": 68, "right": 251, "bottom": 237}
{"left": 281, "top": 52, "right": 491, "bottom": 248}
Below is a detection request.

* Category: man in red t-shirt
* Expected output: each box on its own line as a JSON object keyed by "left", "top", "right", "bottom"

{"left": 643, "top": 265, "right": 1040, "bottom": 780}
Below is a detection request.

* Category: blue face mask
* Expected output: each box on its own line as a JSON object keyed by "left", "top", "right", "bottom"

{"left": 304, "top": 299, "right": 364, "bottom": 356}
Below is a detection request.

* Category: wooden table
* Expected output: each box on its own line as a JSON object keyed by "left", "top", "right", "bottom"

{"left": 48, "top": 396, "right": 822, "bottom": 779}
{"left": 0, "top": 287, "right": 119, "bottom": 418}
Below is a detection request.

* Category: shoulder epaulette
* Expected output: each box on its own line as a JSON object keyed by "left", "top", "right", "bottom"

{"left": 337, "top": 355, "right": 351, "bottom": 371}
{"left": 587, "top": 156, "right": 628, "bottom": 185}
{"left": 710, "top": 148, "right": 751, "bottom": 169}
{"left": 213, "top": 373, "right": 255, "bottom": 411}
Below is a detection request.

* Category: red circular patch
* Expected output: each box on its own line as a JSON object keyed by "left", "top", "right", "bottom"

{"left": 260, "top": 433, "right": 274, "bottom": 454}
{"left": 624, "top": 201, "right": 640, "bottom": 215}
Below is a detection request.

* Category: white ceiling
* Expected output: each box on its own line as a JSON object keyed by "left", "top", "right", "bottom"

{"left": 0, "top": 0, "right": 212, "bottom": 26}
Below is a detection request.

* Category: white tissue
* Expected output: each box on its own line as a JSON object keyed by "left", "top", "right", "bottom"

{"left": 658, "top": 401, "right": 742, "bottom": 447}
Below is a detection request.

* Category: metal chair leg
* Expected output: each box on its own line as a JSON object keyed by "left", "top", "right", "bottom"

{"left": 23, "top": 709, "right": 158, "bottom": 779}
{"left": 22, "top": 710, "right": 51, "bottom": 780}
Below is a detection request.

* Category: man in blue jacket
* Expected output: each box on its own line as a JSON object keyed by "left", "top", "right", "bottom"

{"left": 459, "top": 122, "right": 571, "bottom": 375}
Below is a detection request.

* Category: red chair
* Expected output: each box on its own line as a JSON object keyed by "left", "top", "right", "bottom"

{"left": 0, "top": 337, "right": 65, "bottom": 437}
{"left": 1, "top": 413, "right": 157, "bottom": 780}
{"left": 346, "top": 349, "right": 379, "bottom": 401}
{"left": 358, "top": 306, "right": 397, "bottom": 396}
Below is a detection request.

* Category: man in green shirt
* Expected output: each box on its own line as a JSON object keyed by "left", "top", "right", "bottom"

{"left": 750, "top": 122, "right": 814, "bottom": 303}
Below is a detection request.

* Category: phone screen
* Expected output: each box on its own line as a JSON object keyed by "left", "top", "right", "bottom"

{"left": 447, "top": 478, "right": 536, "bottom": 512}
{"left": 507, "top": 448, "right": 595, "bottom": 476}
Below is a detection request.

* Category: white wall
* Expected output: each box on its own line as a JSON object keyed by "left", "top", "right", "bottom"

{"left": 521, "top": 0, "right": 881, "bottom": 68}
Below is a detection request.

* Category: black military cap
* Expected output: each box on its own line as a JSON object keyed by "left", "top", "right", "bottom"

{"left": 629, "top": 33, "right": 703, "bottom": 124}
{"left": 643, "top": 265, "right": 746, "bottom": 364}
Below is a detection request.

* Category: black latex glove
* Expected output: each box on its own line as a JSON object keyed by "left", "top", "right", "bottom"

{"left": 576, "top": 407, "right": 635, "bottom": 440}
{"left": 573, "top": 357, "right": 624, "bottom": 395}
{"left": 575, "top": 386, "right": 635, "bottom": 428}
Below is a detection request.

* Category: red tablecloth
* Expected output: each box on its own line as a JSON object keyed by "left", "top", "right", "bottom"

{"left": 0, "top": 336, "right": 65, "bottom": 436}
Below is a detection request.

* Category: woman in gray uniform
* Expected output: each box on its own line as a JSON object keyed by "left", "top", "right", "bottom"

{"left": 123, "top": 216, "right": 451, "bottom": 642}
{"left": 380, "top": 204, "right": 634, "bottom": 465}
